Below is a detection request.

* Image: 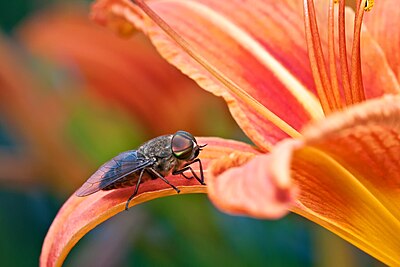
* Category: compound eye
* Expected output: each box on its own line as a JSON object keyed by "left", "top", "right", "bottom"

{"left": 171, "top": 131, "right": 195, "bottom": 160}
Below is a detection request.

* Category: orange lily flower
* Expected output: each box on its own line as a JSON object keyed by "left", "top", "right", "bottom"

{"left": 40, "top": 0, "right": 400, "bottom": 266}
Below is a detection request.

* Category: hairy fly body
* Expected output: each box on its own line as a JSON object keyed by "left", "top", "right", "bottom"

{"left": 75, "top": 131, "right": 206, "bottom": 210}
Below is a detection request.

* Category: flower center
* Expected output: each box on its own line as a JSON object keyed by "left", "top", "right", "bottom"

{"left": 303, "top": 0, "right": 374, "bottom": 115}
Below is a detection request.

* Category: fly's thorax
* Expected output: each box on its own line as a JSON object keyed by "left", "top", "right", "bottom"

{"left": 137, "top": 134, "right": 193, "bottom": 176}
{"left": 137, "top": 134, "right": 175, "bottom": 176}
{"left": 138, "top": 134, "right": 172, "bottom": 158}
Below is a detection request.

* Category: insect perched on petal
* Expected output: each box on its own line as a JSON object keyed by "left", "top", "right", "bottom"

{"left": 76, "top": 130, "right": 206, "bottom": 210}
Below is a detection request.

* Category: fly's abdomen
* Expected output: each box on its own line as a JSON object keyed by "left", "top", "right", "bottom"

{"left": 102, "top": 171, "right": 153, "bottom": 190}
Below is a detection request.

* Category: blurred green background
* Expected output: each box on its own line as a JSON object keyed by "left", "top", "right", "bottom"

{"left": 0, "top": 0, "right": 381, "bottom": 266}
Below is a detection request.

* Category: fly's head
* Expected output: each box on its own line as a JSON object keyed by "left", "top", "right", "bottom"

{"left": 171, "top": 131, "right": 206, "bottom": 163}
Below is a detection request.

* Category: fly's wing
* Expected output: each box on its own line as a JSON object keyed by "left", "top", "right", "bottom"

{"left": 75, "top": 150, "right": 155, "bottom": 197}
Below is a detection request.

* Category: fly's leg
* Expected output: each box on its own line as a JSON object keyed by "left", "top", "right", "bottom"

{"left": 178, "top": 172, "right": 191, "bottom": 180}
{"left": 125, "top": 168, "right": 145, "bottom": 211}
{"left": 173, "top": 158, "right": 205, "bottom": 185}
{"left": 173, "top": 167, "right": 194, "bottom": 180}
{"left": 148, "top": 168, "right": 181, "bottom": 194}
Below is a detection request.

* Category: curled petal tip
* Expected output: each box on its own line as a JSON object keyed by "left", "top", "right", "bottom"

{"left": 269, "top": 139, "right": 304, "bottom": 189}
{"left": 207, "top": 152, "right": 297, "bottom": 219}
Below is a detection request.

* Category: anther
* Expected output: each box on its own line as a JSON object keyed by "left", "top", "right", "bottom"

{"left": 364, "top": 0, "right": 374, "bottom": 11}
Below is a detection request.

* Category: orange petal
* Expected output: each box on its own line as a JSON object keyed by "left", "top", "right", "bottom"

{"left": 18, "top": 4, "right": 222, "bottom": 135}
{"left": 364, "top": 0, "right": 400, "bottom": 84}
{"left": 303, "top": 95, "right": 400, "bottom": 222}
{"left": 207, "top": 96, "right": 400, "bottom": 264}
{"left": 40, "top": 137, "right": 258, "bottom": 267}
{"left": 207, "top": 140, "right": 298, "bottom": 219}
{"left": 91, "top": 0, "right": 326, "bottom": 150}
{"left": 292, "top": 96, "right": 400, "bottom": 265}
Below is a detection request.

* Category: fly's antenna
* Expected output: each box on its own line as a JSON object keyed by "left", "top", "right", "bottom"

{"left": 199, "top": 144, "right": 207, "bottom": 150}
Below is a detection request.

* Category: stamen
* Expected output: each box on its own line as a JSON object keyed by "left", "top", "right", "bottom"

{"left": 303, "top": 0, "right": 341, "bottom": 114}
{"left": 338, "top": 0, "right": 352, "bottom": 105}
{"left": 350, "top": 0, "right": 367, "bottom": 103}
{"left": 131, "top": 0, "right": 301, "bottom": 138}
{"left": 328, "top": 0, "right": 343, "bottom": 110}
